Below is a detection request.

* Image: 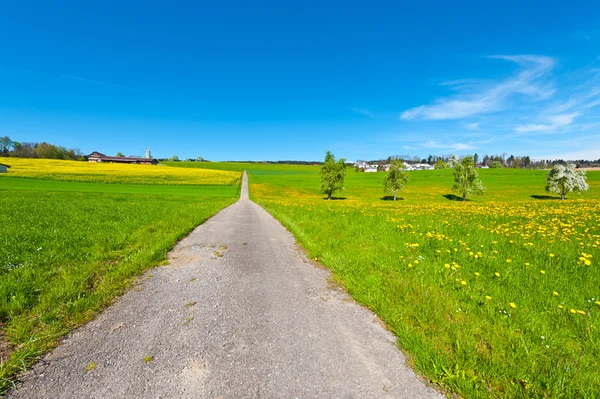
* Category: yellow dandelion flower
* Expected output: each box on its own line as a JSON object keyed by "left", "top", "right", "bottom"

{"left": 577, "top": 310, "right": 586, "bottom": 315}
{"left": 460, "top": 280, "right": 467, "bottom": 286}
{"left": 494, "top": 272, "right": 501, "bottom": 277}
{"left": 558, "top": 305, "right": 564, "bottom": 309}
{"left": 485, "top": 296, "right": 492, "bottom": 300}
{"left": 474, "top": 272, "right": 480, "bottom": 277}
{"left": 584, "top": 259, "right": 591, "bottom": 266}
{"left": 540, "top": 270, "right": 545, "bottom": 274}
{"left": 553, "top": 291, "right": 559, "bottom": 296}
{"left": 444, "top": 263, "right": 450, "bottom": 269}
{"left": 595, "top": 301, "right": 600, "bottom": 306}
{"left": 509, "top": 302, "right": 517, "bottom": 309}
{"left": 569, "top": 309, "right": 577, "bottom": 314}
{"left": 506, "top": 259, "right": 512, "bottom": 263}
{"left": 549, "top": 254, "right": 555, "bottom": 257}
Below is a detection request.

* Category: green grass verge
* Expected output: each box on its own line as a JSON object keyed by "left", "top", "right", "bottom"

{"left": 0, "top": 178, "right": 238, "bottom": 392}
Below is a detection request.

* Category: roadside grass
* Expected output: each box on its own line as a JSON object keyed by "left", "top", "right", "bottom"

{"left": 244, "top": 165, "right": 600, "bottom": 398}
{"left": 0, "top": 164, "right": 239, "bottom": 392}
{"left": 0, "top": 157, "right": 241, "bottom": 186}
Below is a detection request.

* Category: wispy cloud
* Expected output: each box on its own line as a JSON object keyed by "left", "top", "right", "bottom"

{"left": 515, "top": 112, "right": 580, "bottom": 134}
{"left": 400, "top": 55, "right": 555, "bottom": 120}
{"left": 351, "top": 108, "right": 375, "bottom": 118}
{"left": 402, "top": 140, "right": 476, "bottom": 152}
{"left": 61, "top": 74, "right": 163, "bottom": 96}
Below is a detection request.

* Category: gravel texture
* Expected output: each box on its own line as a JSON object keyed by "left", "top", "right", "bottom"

{"left": 8, "top": 173, "right": 442, "bottom": 398}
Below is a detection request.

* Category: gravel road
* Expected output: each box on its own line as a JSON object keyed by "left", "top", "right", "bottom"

{"left": 8, "top": 173, "right": 442, "bottom": 398}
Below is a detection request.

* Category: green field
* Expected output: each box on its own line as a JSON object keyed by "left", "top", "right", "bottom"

{"left": 0, "top": 165, "right": 240, "bottom": 392}
{"left": 3, "top": 159, "right": 600, "bottom": 398}
{"left": 191, "top": 162, "right": 598, "bottom": 399}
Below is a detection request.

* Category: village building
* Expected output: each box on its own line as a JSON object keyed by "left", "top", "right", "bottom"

{"left": 0, "top": 163, "right": 11, "bottom": 173}
{"left": 87, "top": 151, "right": 158, "bottom": 165}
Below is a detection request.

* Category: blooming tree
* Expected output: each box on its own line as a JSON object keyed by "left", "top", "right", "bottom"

{"left": 545, "top": 163, "right": 588, "bottom": 200}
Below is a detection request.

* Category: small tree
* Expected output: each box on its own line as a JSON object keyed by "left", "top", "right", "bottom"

{"left": 116, "top": 152, "right": 124, "bottom": 157}
{"left": 545, "top": 163, "right": 588, "bottom": 200}
{"left": 320, "top": 151, "right": 346, "bottom": 200}
{"left": 383, "top": 160, "right": 408, "bottom": 200}
{"left": 452, "top": 156, "right": 485, "bottom": 201}
{"left": 434, "top": 159, "right": 447, "bottom": 169}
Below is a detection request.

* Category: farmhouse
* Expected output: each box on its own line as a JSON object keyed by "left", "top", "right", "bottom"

{"left": 0, "top": 163, "right": 11, "bottom": 173}
{"left": 87, "top": 151, "right": 158, "bottom": 165}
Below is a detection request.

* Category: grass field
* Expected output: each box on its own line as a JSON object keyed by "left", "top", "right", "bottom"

{"left": 217, "top": 163, "right": 600, "bottom": 399}
{"left": 4, "top": 158, "right": 600, "bottom": 397}
{"left": 0, "top": 160, "right": 240, "bottom": 392}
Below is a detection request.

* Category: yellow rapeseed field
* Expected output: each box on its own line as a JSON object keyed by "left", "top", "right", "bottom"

{"left": 0, "top": 157, "right": 241, "bottom": 185}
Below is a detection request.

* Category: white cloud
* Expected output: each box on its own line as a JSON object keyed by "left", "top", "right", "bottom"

{"left": 515, "top": 112, "right": 579, "bottom": 134}
{"left": 400, "top": 55, "right": 555, "bottom": 120}
{"left": 421, "top": 140, "right": 475, "bottom": 151}
{"left": 465, "top": 122, "right": 480, "bottom": 130}
{"left": 351, "top": 108, "right": 375, "bottom": 118}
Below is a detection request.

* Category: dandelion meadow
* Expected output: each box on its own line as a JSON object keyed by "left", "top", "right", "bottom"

{"left": 0, "top": 159, "right": 240, "bottom": 391}
{"left": 237, "top": 164, "right": 600, "bottom": 398}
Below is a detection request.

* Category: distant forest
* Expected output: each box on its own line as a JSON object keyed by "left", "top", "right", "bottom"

{"left": 0, "top": 136, "right": 84, "bottom": 161}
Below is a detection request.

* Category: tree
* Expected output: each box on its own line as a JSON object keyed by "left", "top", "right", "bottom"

{"left": 490, "top": 160, "right": 503, "bottom": 168}
{"left": 116, "top": 152, "right": 125, "bottom": 157}
{"left": 0, "top": 136, "right": 13, "bottom": 156}
{"left": 545, "top": 163, "right": 588, "bottom": 200}
{"left": 473, "top": 153, "right": 479, "bottom": 166}
{"left": 434, "top": 159, "right": 447, "bottom": 169}
{"left": 383, "top": 160, "right": 408, "bottom": 200}
{"left": 196, "top": 156, "right": 204, "bottom": 162}
{"left": 320, "top": 151, "right": 346, "bottom": 200}
{"left": 169, "top": 155, "right": 180, "bottom": 162}
{"left": 452, "top": 156, "right": 485, "bottom": 201}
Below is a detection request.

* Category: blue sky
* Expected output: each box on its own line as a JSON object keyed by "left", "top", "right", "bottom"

{"left": 1, "top": 1, "right": 600, "bottom": 161}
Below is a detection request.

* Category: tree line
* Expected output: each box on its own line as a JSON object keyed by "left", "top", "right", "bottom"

{"left": 363, "top": 153, "right": 600, "bottom": 169}
{"left": 0, "top": 136, "right": 85, "bottom": 161}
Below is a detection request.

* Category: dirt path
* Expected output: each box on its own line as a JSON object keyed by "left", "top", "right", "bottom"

{"left": 8, "top": 173, "right": 442, "bottom": 398}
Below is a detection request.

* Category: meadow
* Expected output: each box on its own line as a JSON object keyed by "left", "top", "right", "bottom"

{"left": 179, "top": 162, "right": 599, "bottom": 399}
{"left": 0, "top": 160, "right": 240, "bottom": 392}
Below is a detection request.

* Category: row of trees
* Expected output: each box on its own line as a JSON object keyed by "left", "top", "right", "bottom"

{"left": 0, "top": 136, "right": 85, "bottom": 160}
{"left": 366, "top": 153, "right": 600, "bottom": 169}
{"left": 321, "top": 152, "right": 589, "bottom": 201}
